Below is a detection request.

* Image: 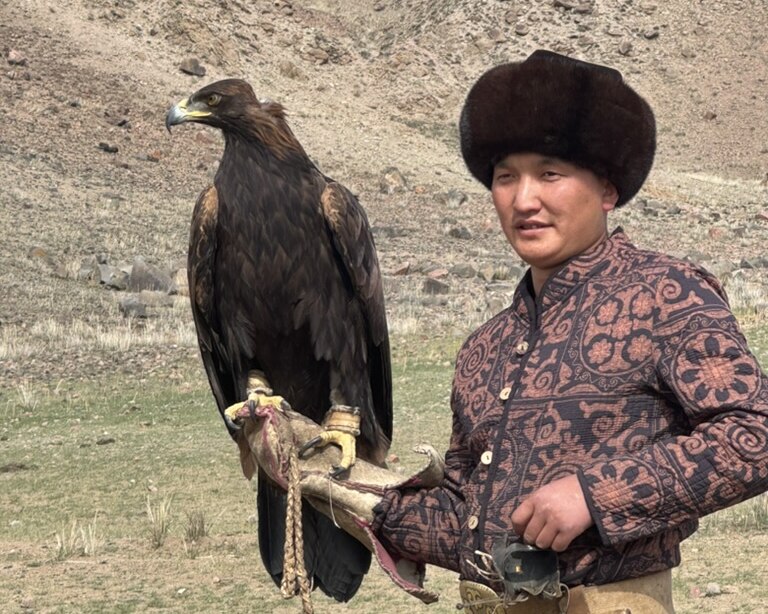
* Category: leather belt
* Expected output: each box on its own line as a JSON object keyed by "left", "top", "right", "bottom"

{"left": 458, "top": 569, "right": 674, "bottom": 614}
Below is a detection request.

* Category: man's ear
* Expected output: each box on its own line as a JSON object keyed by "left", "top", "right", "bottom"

{"left": 602, "top": 180, "right": 619, "bottom": 212}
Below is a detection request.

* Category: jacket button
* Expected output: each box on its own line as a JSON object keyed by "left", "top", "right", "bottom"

{"left": 481, "top": 451, "right": 493, "bottom": 465}
{"left": 515, "top": 341, "right": 529, "bottom": 355}
{"left": 499, "top": 386, "right": 512, "bottom": 400}
{"left": 468, "top": 515, "right": 479, "bottom": 530}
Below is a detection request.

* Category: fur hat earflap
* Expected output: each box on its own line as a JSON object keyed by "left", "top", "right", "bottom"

{"left": 459, "top": 50, "right": 656, "bottom": 206}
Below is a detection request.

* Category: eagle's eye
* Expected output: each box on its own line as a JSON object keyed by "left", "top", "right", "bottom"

{"left": 207, "top": 94, "right": 221, "bottom": 107}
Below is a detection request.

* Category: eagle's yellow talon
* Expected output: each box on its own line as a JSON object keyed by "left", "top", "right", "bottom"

{"left": 224, "top": 401, "right": 248, "bottom": 422}
{"left": 223, "top": 371, "right": 289, "bottom": 424}
{"left": 300, "top": 405, "right": 361, "bottom": 475}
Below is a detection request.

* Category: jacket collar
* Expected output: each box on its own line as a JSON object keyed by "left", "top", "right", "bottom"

{"left": 513, "top": 228, "right": 632, "bottom": 323}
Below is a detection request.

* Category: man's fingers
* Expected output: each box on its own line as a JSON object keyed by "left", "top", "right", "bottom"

{"left": 511, "top": 499, "right": 535, "bottom": 535}
{"left": 521, "top": 513, "right": 546, "bottom": 546}
{"left": 550, "top": 531, "right": 574, "bottom": 553}
{"left": 532, "top": 523, "right": 558, "bottom": 550}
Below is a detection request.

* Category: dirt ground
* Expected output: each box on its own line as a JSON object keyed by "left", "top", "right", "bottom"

{"left": 1, "top": 1, "right": 768, "bottom": 613}
{"left": 2, "top": 0, "right": 767, "bottom": 364}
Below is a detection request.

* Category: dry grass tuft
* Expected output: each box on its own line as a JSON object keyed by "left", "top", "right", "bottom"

{"left": 54, "top": 520, "right": 82, "bottom": 561}
{"left": 146, "top": 496, "right": 173, "bottom": 549}
{"left": 54, "top": 515, "right": 100, "bottom": 560}
{"left": 182, "top": 509, "right": 212, "bottom": 559}
{"left": 15, "top": 382, "right": 39, "bottom": 412}
{"left": 700, "top": 493, "right": 768, "bottom": 534}
{"left": 729, "top": 276, "right": 768, "bottom": 324}
{"left": 80, "top": 514, "right": 101, "bottom": 557}
{"left": 184, "top": 509, "right": 209, "bottom": 543}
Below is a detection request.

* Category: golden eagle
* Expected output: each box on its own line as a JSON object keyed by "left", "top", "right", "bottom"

{"left": 166, "top": 79, "right": 392, "bottom": 601}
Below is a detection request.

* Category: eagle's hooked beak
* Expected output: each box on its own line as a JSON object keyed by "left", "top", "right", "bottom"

{"left": 165, "top": 97, "right": 212, "bottom": 132}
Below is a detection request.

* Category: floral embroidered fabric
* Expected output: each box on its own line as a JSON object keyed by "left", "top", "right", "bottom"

{"left": 372, "top": 230, "right": 768, "bottom": 589}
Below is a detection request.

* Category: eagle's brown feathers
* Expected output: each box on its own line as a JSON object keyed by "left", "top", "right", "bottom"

{"left": 167, "top": 79, "right": 392, "bottom": 602}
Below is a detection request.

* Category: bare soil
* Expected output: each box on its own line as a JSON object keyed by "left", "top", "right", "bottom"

{"left": 1, "top": 1, "right": 768, "bottom": 612}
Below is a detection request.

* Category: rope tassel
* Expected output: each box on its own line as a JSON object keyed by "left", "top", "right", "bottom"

{"left": 280, "top": 442, "right": 314, "bottom": 613}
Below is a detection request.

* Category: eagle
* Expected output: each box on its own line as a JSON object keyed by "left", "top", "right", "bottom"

{"left": 166, "top": 79, "right": 392, "bottom": 601}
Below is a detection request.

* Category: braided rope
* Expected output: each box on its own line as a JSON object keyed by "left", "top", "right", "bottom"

{"left": 280, "top": 438, "right": 314, "bottom": 613}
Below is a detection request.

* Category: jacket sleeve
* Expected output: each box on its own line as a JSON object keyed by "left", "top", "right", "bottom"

{"left": 579, "top": 265, "right": 768, "bottom": 546}
{"left": 371, "top": 389, "right": 472, "bottom": 572}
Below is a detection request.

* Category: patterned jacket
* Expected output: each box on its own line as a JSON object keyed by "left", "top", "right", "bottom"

{"left": 372, "top": 230, "right": 768, "bottom": 588}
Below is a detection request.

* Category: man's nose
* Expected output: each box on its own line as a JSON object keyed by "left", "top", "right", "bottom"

{"left": 513, "top": 176, "right": 541, "bottom": 211}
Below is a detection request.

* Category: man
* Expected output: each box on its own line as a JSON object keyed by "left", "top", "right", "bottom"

{"left": 367, "top": 50, "right": 768, "bottom": 612}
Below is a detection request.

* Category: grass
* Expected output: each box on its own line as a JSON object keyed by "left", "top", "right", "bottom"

{"left": 1, "top": 328, "right": 768, "bottom": 612}
{"left": 146, "top": 496, "right": 174, "bottom": 549}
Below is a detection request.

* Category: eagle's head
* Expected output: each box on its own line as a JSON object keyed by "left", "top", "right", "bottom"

{"left": 166, "top": 79, "right": 302, "bottom": 159}
{"left": 165, "top": 79, "right": 263, "bottom": 132}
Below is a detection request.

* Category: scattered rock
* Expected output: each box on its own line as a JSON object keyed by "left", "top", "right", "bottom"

{"left": 278, "top": 60, "right": 303, "bottom": 79}
{"left": 129, "top": 257, "right": 175, "bottom": 293}
{"left": 681, "top": 46, "right": 697, "bottom": 59}
{"left": 99, "top": 264, "right": 129, "bottom": 290}
{"left": 446, "top": 225, "right": 472, "bottom": 240}
{"left": 136, "top": 152, "right": 161, "bottom": 163}
{"left": 6, "top": 49, "right": 28, "bottom": 66}
{"left": 423, "top": 278, "right": 450, "bottom": 294}
{"left": 391, "top": 262, "right": 410, "bottom": 276}
{"left": 450, "top": 263, "right": 477, "bottom": 278}
{"left": 515, "top": 23, "right": 529, "bottom": 36}
{"left": 96, "top": 435, "right": 116, "bottom": 445}
{"left": 379, "top": 166, "right": 409, "bottom": 194}
{"left": 118, "top": 295, "right": 148, "bottom": 318}
{"left": 478, "top": 263, "right": 524, "bottom": 282}
{"left": 98, "top": 142, "right": 119, "bottom": 153}
{"left": 553, "top": 0, "right": 593, "bottom": 14}
{"left": 437, "top": 189, "right": 468, "bottom": 208}
{"left": 704, "top": 582, "right": 721, "bottom": 597}
{"left": 427, "top": 268, "right": 449, "bottom": 280}
{"left": 703, "top": 110, "right": 717, "bottom": 121}
{"left": 179, "top": 58, "right": 206, "bottom": 76}
{"left": 739, "top": 258, "right": 764, "bottom": 270}
{"left": 138, "top": 290, "right": 175, "bottom": 307}
{"left": 307, "top": 47, "right": 330, "bottom": 64}
{"left": 618, "top": 40, "right": 633, "bottom": 56}
{"left": 78, "top": 256, "right": 100, "bottom": 281}
{"left": 372, "top": 225, "right": 407, "bottom": 238}
{"left": 643, "top": 27, "right": 660, "bottom": 40}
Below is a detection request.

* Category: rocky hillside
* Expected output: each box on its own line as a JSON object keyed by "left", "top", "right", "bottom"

{"left": 1, "top": 0, "right": 767, "bottom": 385}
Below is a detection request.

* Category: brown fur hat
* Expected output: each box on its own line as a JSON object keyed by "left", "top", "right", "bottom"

{"left": 459, "top": 50, "right": 656, "bottom": 206}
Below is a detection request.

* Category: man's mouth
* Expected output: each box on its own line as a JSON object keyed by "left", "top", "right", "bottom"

{"left": 517, "top": 222, "right": 550, "bottom": 230}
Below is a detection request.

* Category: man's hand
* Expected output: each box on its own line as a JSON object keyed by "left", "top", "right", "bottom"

{"left": 510, "top": 474, "right": 593, "bottom": 552}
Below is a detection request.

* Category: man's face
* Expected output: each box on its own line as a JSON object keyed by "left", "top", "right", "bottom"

{"left": 491, "top": 152, "right": 619, "bottom": 288}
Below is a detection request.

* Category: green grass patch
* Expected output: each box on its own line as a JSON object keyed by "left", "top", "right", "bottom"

{"left": 2, "top": 330, "right": 768, "bottom": 612}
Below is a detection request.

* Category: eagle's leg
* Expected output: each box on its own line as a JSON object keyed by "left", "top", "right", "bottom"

{"left": 223, "top": 370, "right": 291, "bottom": 424}
{"left": 298, "top": 404, "right": 361, "bottom": 477}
